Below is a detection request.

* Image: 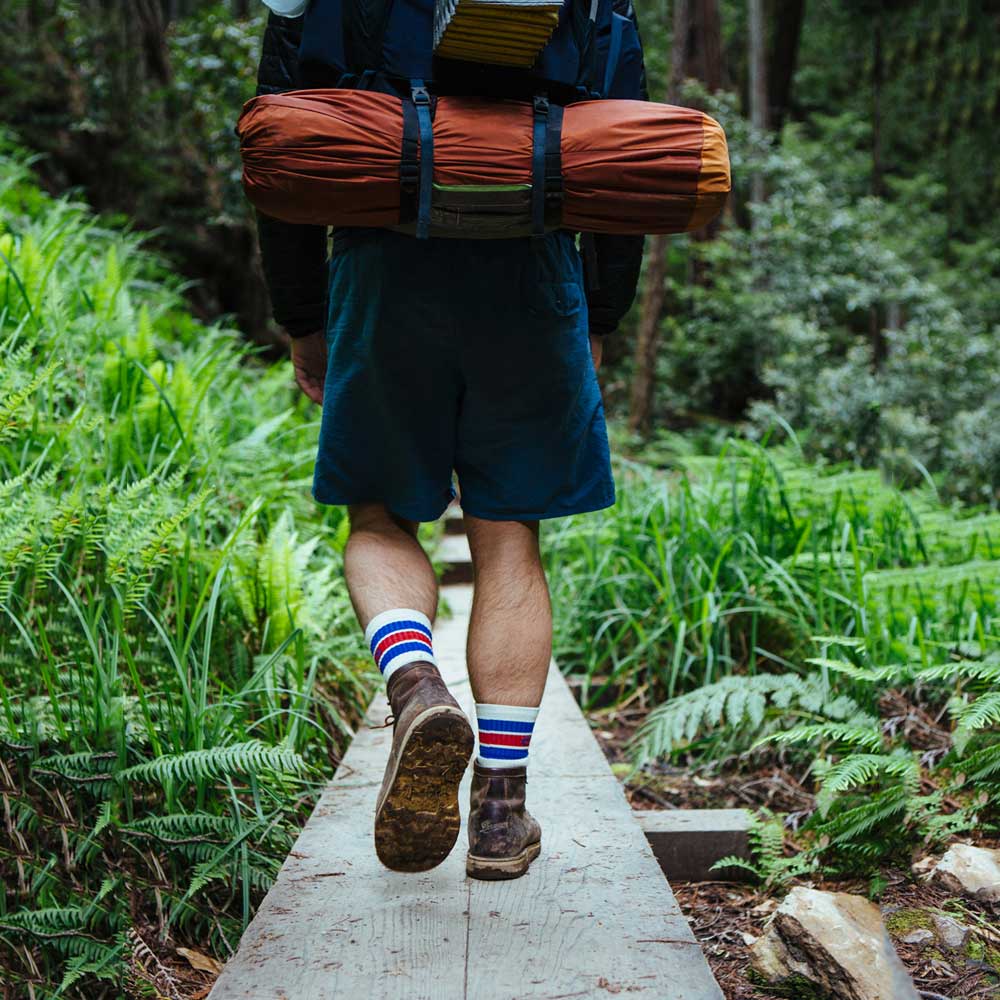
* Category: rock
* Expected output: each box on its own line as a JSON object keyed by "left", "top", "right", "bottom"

{"left": 932, "top": 914, "right": 970, "bottom": 950}
{"left": 749, "top": 887, "right": 920, "bottom": 1000}
{"left": 900, "top": 929, "right": 934, "bottom": 947}
{"left": 932, "top": 844, "right": 1000, "bottom": 903}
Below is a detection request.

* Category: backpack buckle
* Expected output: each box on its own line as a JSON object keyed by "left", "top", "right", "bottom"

{"left": 411, "top": 84, "right": 431, "bottom": 106}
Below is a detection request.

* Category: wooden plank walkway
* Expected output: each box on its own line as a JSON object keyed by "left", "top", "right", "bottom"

{"left": 209, "top": 527, "right": 723, "bottom": 1000}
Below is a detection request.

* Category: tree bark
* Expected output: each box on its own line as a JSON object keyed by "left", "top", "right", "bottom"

{"left": 694, "top": 0, "right": 724, "bottom": 92}
{"left": 628, "top": 0, "right": 694, "bottom": 433}
{"left": 768, "top": 0, "right": 805, "bottom": 133}
{"left": 748, "top": 0, "right": 768, "bottom": 213}
{"left": 628, "top": 241, "right": 669, "bottom": 434}
{"left": 869, "top": 5, "right": 887, "bottom": 369}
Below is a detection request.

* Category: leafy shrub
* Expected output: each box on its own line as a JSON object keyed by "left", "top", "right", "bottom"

{"left": 0, "top": 138, "right": 370, "bottom": 997}
{"left": 651, "top": 90, "right": 1000, "bottom": 504}
{"left": 545, "top": 440, "right": 999, "bottom": 874}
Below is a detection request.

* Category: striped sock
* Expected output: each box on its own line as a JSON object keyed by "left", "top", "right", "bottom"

{"left": 475, "top": 703, "right": 539, "bottom": 769}
{"left": 364, "top": 608, "right": 436, "bottom": 684}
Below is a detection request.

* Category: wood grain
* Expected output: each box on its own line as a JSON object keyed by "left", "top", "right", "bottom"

{"left": 209, "top": 582, "right": 722, "bottom": 999}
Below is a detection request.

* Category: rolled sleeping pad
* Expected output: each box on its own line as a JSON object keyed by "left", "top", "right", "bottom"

{"left": 237, "top": 89, "right": 730, "bottom": 237}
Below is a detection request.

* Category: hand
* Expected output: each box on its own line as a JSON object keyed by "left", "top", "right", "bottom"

{"left": 290, "top": 329, "right": 327, "bottom": 405}
{"left": 589, "top": 333, "right": 603, "bottom": 372}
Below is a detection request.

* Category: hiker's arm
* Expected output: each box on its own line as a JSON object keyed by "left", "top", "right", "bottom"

{"left": 582, "top": 233, "right": 645, "bottom": 340}
{"left": 254, "top": 11, "right": 329, "bottom": 340}
{"left": 581, "top": 0, "right": 648, "bottom": 341}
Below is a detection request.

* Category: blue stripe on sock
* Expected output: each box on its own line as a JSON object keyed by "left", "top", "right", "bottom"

{"left": 479, "top": 746, "right": 530, "bottom": 760}
{"left": 369, "top": 619, "right": 432, "bottom": 652}
{"left": 378, "top": 640, "right": 434, "bottom": 671}
{"left": 477, "top": 718, "right": 535, "bottom": 734}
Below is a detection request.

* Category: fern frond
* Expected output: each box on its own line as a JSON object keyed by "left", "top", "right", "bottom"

{"left": 759, "top": 721, "right": 882, "bottom": 753}
{"left": 117, "top": 741, "right": 307, "bottom": 786}
{"left": 952, "top": 691, "right": 1000, "bottom": 752}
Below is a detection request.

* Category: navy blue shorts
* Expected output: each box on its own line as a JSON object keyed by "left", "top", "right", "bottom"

{"left": 312, "top": 228, "right": 615, "bottom": 523}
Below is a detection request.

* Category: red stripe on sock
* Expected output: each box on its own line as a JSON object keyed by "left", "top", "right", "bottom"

{"left": 373, "top": 630, "right": 433, "bottom": 663}
{"left": 478, "top": 732, "right": 531, "bottom": 748}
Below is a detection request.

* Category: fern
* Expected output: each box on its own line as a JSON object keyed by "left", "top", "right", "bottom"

{"left": 631, "top": 672, "right": 874, "bottom": 766}
{"left": 952, "top": 690, "right": 1000, "bottom": 752}
{"left": 813, "top": 785, "right": 911, "bottom": 850}
{"left": 117, "top": 740, "right": 307, "bottom": 786}
{"left": 711, "top": 812, "right": 817, "bottom": 887}
{"left": 953, "top": 742, "right": 1000, "bottom": 783}
{"left": 759, "top": 721, "right": 883, "bottom": 753}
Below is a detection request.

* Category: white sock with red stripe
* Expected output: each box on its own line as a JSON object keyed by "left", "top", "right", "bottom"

{"left": 475, "top": 703, "right": 539, "bottom": 769}
{"left": 364, "top": 608, "right": 436, "bottom": 684}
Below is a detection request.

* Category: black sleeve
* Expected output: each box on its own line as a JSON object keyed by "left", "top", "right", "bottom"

{"left": 581, "top": 232, "right": 646, "bottom": 337}
{"left": 254, "top": 13, "right": 330, "bottom": 339}
{"left": 581, "top": 0, "right": 649, "bottom": 338}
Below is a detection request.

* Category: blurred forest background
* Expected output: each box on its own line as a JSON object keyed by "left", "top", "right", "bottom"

{"left": 1, "top": 2, "right": 998, "bottom": 998}
{"left": 3, "top": 0, "right": 998, "bottom": 499}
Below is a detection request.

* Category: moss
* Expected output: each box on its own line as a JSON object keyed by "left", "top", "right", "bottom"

{"left": 745, "top": 967, "right": 829, "bottom": 999}
{"left": 884, "top": 907, "right": 933, "bottom": 936}
{"left": 967, "top": 939, "right": 985, "bottom": 962}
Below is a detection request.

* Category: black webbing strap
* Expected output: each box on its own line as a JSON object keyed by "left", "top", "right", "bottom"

{"left": 545, "top": 102, "right": 564, "bottom": 228}
{"left": 411, "top": 80, "right": 434, "bottom": 239}
{"left": 400, "top": 96, "right": 420, "bottom": 224}
{"left": 531, "top": 95, "right": 564, "bottom": 236}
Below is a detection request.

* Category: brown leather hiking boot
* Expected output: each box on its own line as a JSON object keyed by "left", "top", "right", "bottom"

{"left": 466, "top": 762, "right": 541, "bottom": 880}
{"left": 374, "top": 662, "right": 475, "bottom": 872}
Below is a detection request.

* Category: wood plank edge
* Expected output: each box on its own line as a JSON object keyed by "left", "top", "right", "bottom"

{"left": 634, "top": 808, "right": 756, "bottom": 883}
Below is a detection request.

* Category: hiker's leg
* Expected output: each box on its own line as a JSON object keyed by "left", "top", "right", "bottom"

{"left": 464, "top": 515, "right": 551, "bottom": 707}
{"left": 343, "top": 501, "right": 437, "bottom": 630}
{"left": 345, "top": 500, "right": 473, "bottom": 872}
{"left": 463, "top": 514, "right": 547, "bottom": 879}
{"left": 316, "top": 231, "right": 472, "bottom": 873}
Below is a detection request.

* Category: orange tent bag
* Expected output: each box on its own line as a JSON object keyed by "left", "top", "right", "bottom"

{"left": 237, "top": 89, "right": 730, "bottom": 237}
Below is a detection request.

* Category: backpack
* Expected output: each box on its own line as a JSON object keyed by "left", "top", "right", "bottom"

{"left": 296, "top": 0, "right": 645, "bottom": 105}
{"left": 279, "top": 0, "right": 646, "bottom": 238}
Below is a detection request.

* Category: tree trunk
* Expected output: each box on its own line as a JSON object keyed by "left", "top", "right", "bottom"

{"left": 628, "top": 239, "right": 669, "bottom": 434}
{"left": 869, "top": 5, "right": 887, "bottom": 369}
{"left": 748, "top": 0, "right": 768, "bottom": 214}
{"left": 628, "top": 0, "right": 725, "bottom": 432}
{"left": 694, "top": 0, "right": 724, "bottom": 92}
{"left": 628, "top": 0, "right": 693, "bottom": 433}
{"left": 768, "top": 0, "right": 805, "bottom": 133}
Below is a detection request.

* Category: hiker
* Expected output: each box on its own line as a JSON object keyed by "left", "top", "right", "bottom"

{"left": 253, "top": 0, "right": 647, "bottom": 880}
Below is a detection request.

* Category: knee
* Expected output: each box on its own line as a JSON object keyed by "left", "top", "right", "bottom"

{"left": 465, "top": 515, "right": 541, "bottom": 570}
{"left": 347, "top": 502, "right": 420, "bottom": 539}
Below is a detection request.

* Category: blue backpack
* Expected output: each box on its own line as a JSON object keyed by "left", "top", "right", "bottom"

{"left": 297, "top": 0, "right": 644, "bottom": 103}
{"left": 294, "top": 0, "right": 645, "bottom": 237}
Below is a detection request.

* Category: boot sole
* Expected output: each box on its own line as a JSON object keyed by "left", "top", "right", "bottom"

{"left": 374, "top": 705, "right": 475, "bottom": 873}
{"left": 466, "top": 840, "right": 542, "bottom": 881}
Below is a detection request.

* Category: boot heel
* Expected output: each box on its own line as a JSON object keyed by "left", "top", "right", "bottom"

{"left": 466, "top": 841, "right": 541, "bottom": 880}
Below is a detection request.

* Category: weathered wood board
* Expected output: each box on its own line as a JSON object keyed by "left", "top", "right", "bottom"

{"left": 209, "top": 582, "right": 723, "bottom": 1000}
{"left": 635, "top": 808, "right": 754, "bottom": 883}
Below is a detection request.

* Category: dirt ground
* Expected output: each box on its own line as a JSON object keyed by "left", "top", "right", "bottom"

{"left": 590, "top": 707, "right": 1000, "bottom": 1000}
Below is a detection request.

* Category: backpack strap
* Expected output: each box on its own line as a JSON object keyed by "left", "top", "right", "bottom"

{"left": 573, "top": 0, "right": 602, "bottom": 94}
{"left": 343, "top": 0, "right": 397, "bottom": 77}
{"left": 531, "top": 95, "right": 564, "bottom": 237}
{"left": 411, "top": 80, "right": 435, "bottom": 239}
{"left": 400, "top": 94, "right": 420, "bottom": 224}
{"left": 602, "top": 13, "right": 624, "bottom": 97}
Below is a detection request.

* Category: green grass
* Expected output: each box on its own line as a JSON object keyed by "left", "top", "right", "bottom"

{"left": 544, "top": 436, "right": 1000, "bottom": 877}
{"left": 0, "top": 139, "right": 377, "bottom": 997}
